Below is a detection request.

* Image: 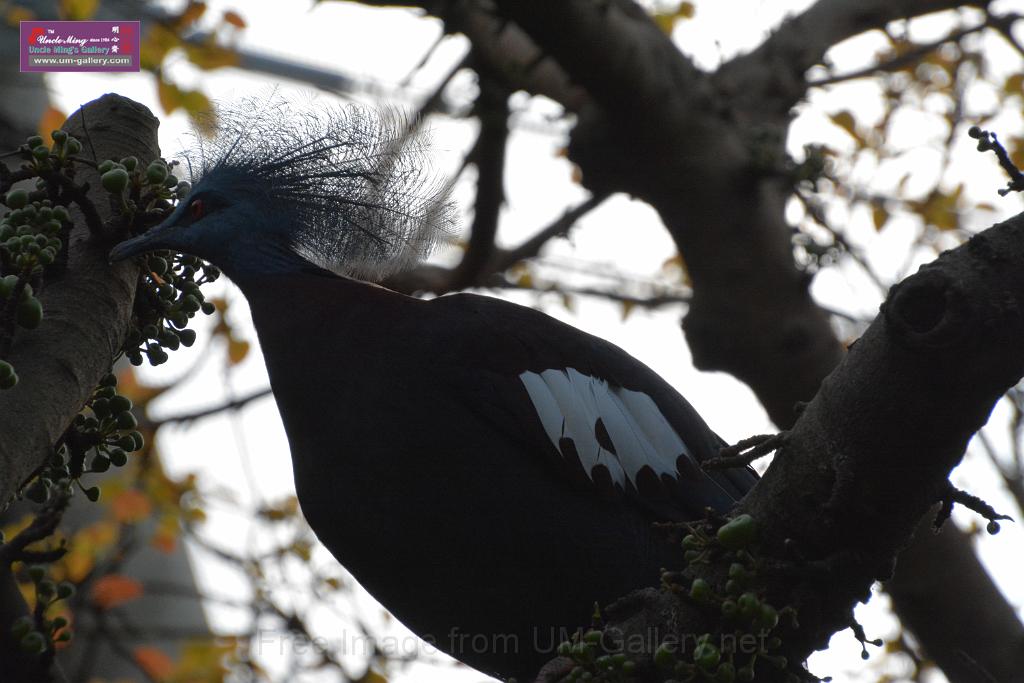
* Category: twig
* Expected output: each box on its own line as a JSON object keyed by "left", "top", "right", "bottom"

{"left": 154, "top": 387, "right": 273, "bottom": 425}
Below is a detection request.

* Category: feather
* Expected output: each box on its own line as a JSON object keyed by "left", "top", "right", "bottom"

{"left": 181, "top": 93, "right": 457, "bottom": 280}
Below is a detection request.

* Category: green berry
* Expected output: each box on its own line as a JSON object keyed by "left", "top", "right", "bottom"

{"left": 690, "top": 578, "right": 712, "bottom": 602}
{"left": 164, "top": 174, "right": 179, "bottom": 189}
{"left": 32, "top": 145, "right": 49, "bottom": 161}
{"left": 757, "top": 603, "right": 779, "bottom": 631}
{"left": 101, "top": 168, "right": 130, "bottom": 194}
{"left": 16, "top": 296, "right": 42, "bottom": 329}
{"left": 19, "top": 630, "right": 46, "bottom": 654}
{"left": 27, "top": 565, "right": 46, "bottom": 582}
{"left": 108, "top": 395, "right": 132, "bottom": 413}
{"left": 178, "top": 328, "right": 197, "bottom": 347}
{"left": 83, "top": 486, "right": 100, "bottom": 502}
{"left": 693, "top": 642, "right": 720, "bottom": 670}
{"left": 56, "top": 582, "right": 75, "bottom": 599}
{"left": 120, "top": 156, "right": 138, "bottom": 171}
{"left": 654, "top": 643, "right": 675, "bottom": 669}
{"left": 90, "top": 454, "right": 110, "bottom": 473}
{"left": 5, "top": 189, "right": 29, "bottom": 209}
{"left": 108, "top": 447, "right": 128, "bottom": 467}
{"left": 66, "top": 137, "right": 82, "bottom": 155}
{"left": 738, "top": 592, "right": 760, "bottom": 622}
{"left": 115, "top": 411, "right": 138, "bottom": 430}
{"left": 717, "top": 514, "right": 757, "bottom": 550}
{"left": 716, "top": 662, "right": 736, "bottom": 683}
{"left": 51, "top": 130, "right": 67, "bottom": 143}
{"left": 0, "top": 275, "right": 17, "bottom": 299}
{"left": 26, "top": 135, "right": 43, "bottom": 149}
{"left": 146, "top": 161, "right": 168, "bottom": 184}
{"left": 97, "top": 159, "right": 114, "bottom": 173}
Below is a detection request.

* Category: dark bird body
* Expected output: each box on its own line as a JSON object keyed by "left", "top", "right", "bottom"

{"left": 111, "top": 99, "right": 757, "bottom": 681}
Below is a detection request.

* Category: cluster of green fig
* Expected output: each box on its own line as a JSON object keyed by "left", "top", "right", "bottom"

{"left": 23, "top": 373, "right": 144, "bottom": 505}
{"left": 94, "top": 152, "right": 219, "bottom": 367}
{"left": 656, "top": 514, "right": 793, "bottom": 682}
{"left": 97, "top": 154, "right": 190, "bottom": 204}
{"left": 10, "top": 565, "right": 74, "bottom": 657}
{"left": 0, "top": 132, "right": 78, "bottom": 390}
{"left": 26, "top": 129, "right": 82, "bottom": 171}
{"left": 556, "top": 629, "right": 637, "bottom": 682}
{"left": 121, "top": 251, "right": 218, "bottom": 366}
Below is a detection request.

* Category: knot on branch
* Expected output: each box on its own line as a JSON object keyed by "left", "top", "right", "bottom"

{"left": 882, "top": 269, "right": 968, "bottom": 349}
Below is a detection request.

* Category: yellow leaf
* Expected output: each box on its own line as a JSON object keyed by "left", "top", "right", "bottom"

{"left": 1004, "top": 73, "right": 1023, "bottom": 98}
{"left": 111, "top": 489, "right": 152, "bottom": 523}
{"left": 183, "top": 42, "right": 239, "bottom": 71}
{"left": 37, "top": 107, "right": 66, "bottom": 142}
{"left": 1009, "top": 136, "right": 1024, "bottom": 171}
{"left": 828, "top": 110, "right": 862, "bottom": 144}
{"left": 141, "top": 24, "right": 180, "bottom": 70}
{"left": 6, "top": 6, "right": 36, "bottom": 24}
{"left": 92, "top": 574, "right": 143, "bottom": 609}
{"left": 917, "top": 184, "right": 962, "bottom": 231}
{"left": 357, "top": 669, "right": 389, "bottom": 683}
{"left": 652, "top": 1, "right": 695, "bottom": 33}
{"left": 871, "top": 204, "right": 889, "bottom": 231}
{"left": 516, "top": 270, "right": 533, "bottom": 289}
{"left": 60, "top": 0, "right": 98, "bottom": 20}
{"left": 158, "top": 78, "right": 184, "bottom": 114}
{"left": 227, "top": 338, "right": 250, "bottom": 365}
{"left": 621, "top": 300, "right": 635, "bottom": 322}
{"left": 290, "top": 540, "right": 312, "bottom": 562}
{"left": 134, "top": 646, "right": 175, "bottom": 680}
{"left": 223, "top": 10, "right": 246, "bottom": 28}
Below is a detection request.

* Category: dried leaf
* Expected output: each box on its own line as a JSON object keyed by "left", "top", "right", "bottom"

{"left": 135, "top": 646, "right": 175, "bottom": 680}
{"left": 112, "top": 489, "right": 152, "bottom": 523}
{"left": 92, "top": 574, "right": 143, "bottom": 609}
{"left": 223, "top": 10, "right": 246, "bottom": 28}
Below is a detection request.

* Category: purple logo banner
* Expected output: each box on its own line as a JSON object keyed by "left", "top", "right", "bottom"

{"left": 20, "top": 21, "right": 141, "bottom": 73}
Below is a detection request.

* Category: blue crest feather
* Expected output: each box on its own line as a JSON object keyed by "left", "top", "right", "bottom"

{"left": 183, "top": 95, "right": 456, "bottom": 280}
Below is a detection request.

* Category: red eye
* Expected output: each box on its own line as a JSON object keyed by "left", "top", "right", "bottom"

{"left": 190, "top": 199, "right": 204, "bottom": 220}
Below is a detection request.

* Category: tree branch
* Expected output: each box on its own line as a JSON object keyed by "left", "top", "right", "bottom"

{"left": 0, "top": 95, "right": 157, "bottom": 507}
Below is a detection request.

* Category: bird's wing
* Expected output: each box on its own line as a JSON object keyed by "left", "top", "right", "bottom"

{"left": 426, "top": 292, "right": 758, "bottom": 521}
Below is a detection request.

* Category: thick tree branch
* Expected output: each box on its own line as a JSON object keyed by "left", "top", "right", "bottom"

{"left": 717, "top": 0, "right": 986, "bottom": 120}
{"left": 584, "top": 210, "right": 1024, "bottom": 682}
{"left": 0, "top": 94, "right": 157, "bottom": 506}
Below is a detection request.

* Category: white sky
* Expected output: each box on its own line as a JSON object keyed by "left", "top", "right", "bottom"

{"left": 45, "top": 1, "right": 1024, "bottom": 681}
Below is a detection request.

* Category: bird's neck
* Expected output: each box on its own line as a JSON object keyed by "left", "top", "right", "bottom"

{"left": 234, "top": 269, "right": 421, "bottom": 386}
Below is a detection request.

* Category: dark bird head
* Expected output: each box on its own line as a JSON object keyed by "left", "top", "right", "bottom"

{"left": 110, "top": 97, "right": 455, "bottom": 281}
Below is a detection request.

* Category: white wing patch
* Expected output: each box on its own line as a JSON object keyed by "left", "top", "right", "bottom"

{"left": 519, "top": 368, "right": 690, "bottom": 490}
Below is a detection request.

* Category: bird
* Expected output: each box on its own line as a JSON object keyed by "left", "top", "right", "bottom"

{"left": 109, "top": 97, "right": 758, "bottom": 682}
